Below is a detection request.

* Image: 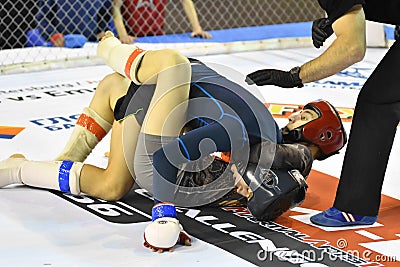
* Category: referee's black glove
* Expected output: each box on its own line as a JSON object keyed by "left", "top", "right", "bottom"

{"left": 312, "top": 18, "right": 334, "bottom": 48}
{"left": 245, "top": 68, "right": 303, "bottom": 88}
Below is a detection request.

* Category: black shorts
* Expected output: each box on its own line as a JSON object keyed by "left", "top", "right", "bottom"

{"left": 114, "top": 82, "right": 155, "bottom": 125}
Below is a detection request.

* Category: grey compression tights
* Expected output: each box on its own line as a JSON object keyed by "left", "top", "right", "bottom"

{"left": 133, "top": 132, "right": 176, "bottom": 194}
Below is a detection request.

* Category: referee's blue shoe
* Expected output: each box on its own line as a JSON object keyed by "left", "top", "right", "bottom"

{"left": 310, "top": 207, "right": 377, "bottom": 227}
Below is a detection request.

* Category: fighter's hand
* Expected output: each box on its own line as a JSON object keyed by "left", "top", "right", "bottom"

{"left": 144, "top": 227, "right": 191, "bottom": 253}
{"left": 119, "top": 34, "right": 137, "bottom": 44}
{"left": 144, "top": 203, "right": 191, "bottom": 253}
{"left": 231, "top": 164, "right": 253, "bottom": 200}
{"left": 246, "top": 69, "right": 302, "bottom": 88}
{"left": 312, "top": 18, "right": 334, "bottom": 48}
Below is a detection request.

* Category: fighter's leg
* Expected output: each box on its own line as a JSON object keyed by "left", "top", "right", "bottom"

{"left": 0, "top": 112, "right": 140, "bottom": 201}
{"left": 88, "top": 72, "right": 132, "bottom": 123}
{"left": 79, "top": 115, "right": 141, "bottom": 200}
{"left": 97, "top": 31, "right": 190, "bottom": 131}
{"left": 1, "top": 38, "right": 190, "bottom": 200}
{"left": 57, "top": 29, "right": 147, "bottom": 162}
{"left": 0, "top": 73, "right": 136, "bottom": 198}
{"left": 82, "top": 47, "right": 191, "bottom": 198}
{"left": 132, "top": 49, "right": 191, "bottom": 193}
{"left": 152, "top": 115, "right": 248, "bottom": 204}
{"left": 55, "top": 73, "right": 130, "bottom": 162}
{"left": 0, "top": 154, "right": 83, "bottom": 194}
{"left": 136, "top": 49, "right": 191, "bottom": 135}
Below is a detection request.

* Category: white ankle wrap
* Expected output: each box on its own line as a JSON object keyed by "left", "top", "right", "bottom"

{"left": 55, "top": 107, "right": 112, "bottom": 162}
{"left": 96, "top": 36, "right": 147, "bottom": 85}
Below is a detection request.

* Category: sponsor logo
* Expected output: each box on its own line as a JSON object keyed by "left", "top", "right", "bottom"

{"left": 0, "top": 126, "right": 25, "bottom": 139}
{"left": 50, "top": 176, "right": 399, "bottom": 266}
{"left": 30, "top": 114, "right": 80, "bottom": 132}
{"left": 304, "top": 67, "right": 372, "bottom": 91}
{"left": 0, "top": 81, "right": 97, "bottom": 104}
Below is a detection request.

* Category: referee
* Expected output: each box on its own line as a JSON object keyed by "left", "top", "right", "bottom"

{"left": 246, "top": 0, "right": 400, "bottom": 227}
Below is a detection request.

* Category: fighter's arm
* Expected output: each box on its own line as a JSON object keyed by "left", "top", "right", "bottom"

{"left": 180, "top": 0, "right": 212, "bottom": 39}
{"left": 111, "top": 0, "right": 136, "bottom": 44}
{"left": 246, "top": 5, "right": 366, "bottom": 87}
{"left": 249, "top": 143, "right": 313, "bottom": 178}
{"left": 300, "top": 4, "right": 366, "bottom": 83}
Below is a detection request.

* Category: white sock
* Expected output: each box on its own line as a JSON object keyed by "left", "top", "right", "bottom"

{"left": 0, "top": 157, "right": 26, "bottom": 188}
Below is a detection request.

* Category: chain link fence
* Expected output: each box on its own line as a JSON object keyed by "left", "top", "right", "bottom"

{"left": 166, "top": 0, "right": 323, "bottom": 33}
{"left": 1, "top": 0, "right": 324, "bottom": 73}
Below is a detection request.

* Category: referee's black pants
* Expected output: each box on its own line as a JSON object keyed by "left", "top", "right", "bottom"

{"left": 334, "top": 40, "right": 400, "bottom": 216}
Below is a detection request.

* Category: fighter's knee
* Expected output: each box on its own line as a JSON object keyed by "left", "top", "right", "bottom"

{"left": 138, "top": 49, "right": 190, "bottom": 84}
{"left": 99, "top": 173, "right": 133, "bottom": 201}
{"left": 157, "top": 49, "right": 189, "bottom": 69}
{"left": 102, "top": 186, "right": 129, "bottom": 201}
{"left": 101, "top": 72, "right": 122, "bottom": 84}
{"left": 96, "top": 72, "right": 127, "bottom": 95}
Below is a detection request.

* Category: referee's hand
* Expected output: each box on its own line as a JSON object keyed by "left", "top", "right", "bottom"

{"left": 246, "top": 69, "right": 302, "bottom": 88}
{"left": 312, "top": 18, "right": 334, "bottom": 48}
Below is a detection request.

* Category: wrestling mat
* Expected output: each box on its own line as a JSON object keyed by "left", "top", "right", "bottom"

{"left": 1, "top": 47, "right": 399, "bottom": 266}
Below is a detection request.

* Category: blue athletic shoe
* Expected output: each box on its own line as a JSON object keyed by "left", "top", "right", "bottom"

{"left": 310, "top": 207, "right": 377, "bottom": 227}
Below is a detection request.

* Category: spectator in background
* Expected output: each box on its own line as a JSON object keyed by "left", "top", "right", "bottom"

{"left": 36, "top": 0, "right": 113, "bottom": 47}
{"left": 112, "top": 0, "right": 211, "bottom": 44}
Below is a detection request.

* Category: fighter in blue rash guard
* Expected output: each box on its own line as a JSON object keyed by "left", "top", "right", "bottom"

{"left": 112, "top": 57, "right": 347, "bottom": 252}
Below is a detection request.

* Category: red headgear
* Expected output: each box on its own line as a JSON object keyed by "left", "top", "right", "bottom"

{"left": 283, "top": 100, "right": 347, "bottom": 160}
